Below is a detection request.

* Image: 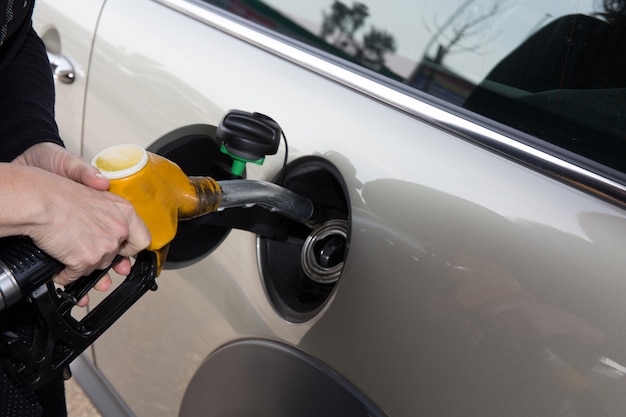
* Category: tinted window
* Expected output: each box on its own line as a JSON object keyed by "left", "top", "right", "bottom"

{"left": 204, "top": 0, "right": 626, "bottom": 173}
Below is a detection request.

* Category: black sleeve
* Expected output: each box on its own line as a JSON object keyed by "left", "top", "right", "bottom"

{"left": 0, "top": 25, "right": 64, "bottom": 163}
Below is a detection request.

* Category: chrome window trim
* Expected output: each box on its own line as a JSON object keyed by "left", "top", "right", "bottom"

{"left": 154, "top": 0, "right": 626, "bottom": 209}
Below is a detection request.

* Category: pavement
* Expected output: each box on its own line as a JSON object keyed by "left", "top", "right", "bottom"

{"left": 66, "top": 378, "right": 102, "bottom": 417}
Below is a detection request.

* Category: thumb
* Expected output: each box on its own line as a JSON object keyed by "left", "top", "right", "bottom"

{"left": 81, "top": 167, "right": 110, "bottom": 191}
{"left": 64, "top": 154, "right": 110, "bottom": 191}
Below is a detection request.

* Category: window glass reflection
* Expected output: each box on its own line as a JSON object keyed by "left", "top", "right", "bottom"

{"left": 203, "top": 0, "right": 626, "bottom": 173}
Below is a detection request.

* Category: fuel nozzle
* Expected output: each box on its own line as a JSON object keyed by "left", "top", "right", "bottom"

{"left": 92, "top": 144, "right": 223, "bottom": 271}
{"left": 92, "top": 142, "right": 315, "bottom": 272}
{"left": 0, "top": 135, "right": 315, "bottom": 388}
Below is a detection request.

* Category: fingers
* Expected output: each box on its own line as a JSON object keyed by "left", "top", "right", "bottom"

{"left": 56, "top": 258, "right": 116, "bottom": 286}
{"left": 59, "top": 267, "right": 116, "bottom": 309}
{"left": 28, "top": 179, "right": 151, "bottom": 285}
{"left": 12, "top": 146, "right": 152, "bottom": 307}
{"left": 94, "top": 274, "right": 113, "bottom": 291}
{"left": 111, "top": 257, "right": 132, "bottom": 276}
{"left": 76, "top": 295, "right": 90, "bottom": 307}
{"left": 52, "top": 150, "right": 151, "bottom": 262}
{"left": 59, "top": 151, "right": 152, "bottom": 257}
{"left": 14, "top": 143, "right": 110, "bottom": 190}
{"left": 64, "top": 153, "right": 110, "bottom": 191}
{"left": 74, "top": 275, "right": 112, "bottom": 308}
{"left": 118, "top": 216, "right": 152, "bottom": 258}
{"left": 55, "top": 223, "right": 149, "bottom": 284}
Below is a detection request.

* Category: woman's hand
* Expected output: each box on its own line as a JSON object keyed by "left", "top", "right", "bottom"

{"left": 11, "top": 143, "right": 151, "bottom": 305}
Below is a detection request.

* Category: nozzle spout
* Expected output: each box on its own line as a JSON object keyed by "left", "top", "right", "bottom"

{"left": 179, "top": 177, "right": 223, "bottom": 220}
{"left": 217, "top": 179, "right": 315, "bottom": 225}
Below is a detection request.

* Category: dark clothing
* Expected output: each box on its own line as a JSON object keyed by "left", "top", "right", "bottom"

{"left": 0, "top": 305, "right": 67, "bottom": 417}
{"left": 0, "top": 1, "right": 66, "bottom": 416}
{"left": 0, "top": 0, "right": 33, "bottom": 51}
{"left": 0, "top": 0, "right": 63, "bottom": 162}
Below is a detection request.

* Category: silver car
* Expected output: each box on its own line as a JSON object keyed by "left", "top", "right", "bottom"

{"left": 34, "top": 0, "right": 626, "bottom": 416}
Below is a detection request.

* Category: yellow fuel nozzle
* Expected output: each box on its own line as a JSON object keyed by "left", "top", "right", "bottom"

{"left": 92, "top": 144, "right": 222, "bottom": 272}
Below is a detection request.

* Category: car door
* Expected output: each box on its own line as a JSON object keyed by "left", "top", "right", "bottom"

{"left": 32, "top": 0, "right": 106, "bottom": 155}
{"left": 36, "top": 0, "right": 626, "bottom": 417}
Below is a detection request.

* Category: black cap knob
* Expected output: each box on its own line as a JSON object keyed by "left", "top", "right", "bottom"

{"left": 217, "top": 110, "right": 281, "bottom": 162}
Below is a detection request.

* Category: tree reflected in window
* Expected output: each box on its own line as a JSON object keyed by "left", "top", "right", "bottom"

{"left": 320, "top": 1, "right": 396, "bottom": 71}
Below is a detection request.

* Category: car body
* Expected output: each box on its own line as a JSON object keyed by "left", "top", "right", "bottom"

{"left": 34, "top": 0, "right": 626, "bottom": 416}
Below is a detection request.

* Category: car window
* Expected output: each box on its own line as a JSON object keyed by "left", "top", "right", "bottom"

{"left": 202, "top": 0, "right": 626, "bottom": 174}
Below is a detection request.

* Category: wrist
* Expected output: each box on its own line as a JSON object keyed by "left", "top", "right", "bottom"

{"left": 0, "top": 164, "right": 54, "bottom": 238}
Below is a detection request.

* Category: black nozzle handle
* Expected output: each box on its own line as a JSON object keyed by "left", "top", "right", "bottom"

{"left": 60, "top": 255, "right": 124, "bottom": 307}
{"left": 0, "top": 237, "right": 123, "bottom": 312}
{"left": 0, "top": 250, "right": 158, "bottom": 389}
{"left": 0, "top": 236, "right": 63, "bottom": 311}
